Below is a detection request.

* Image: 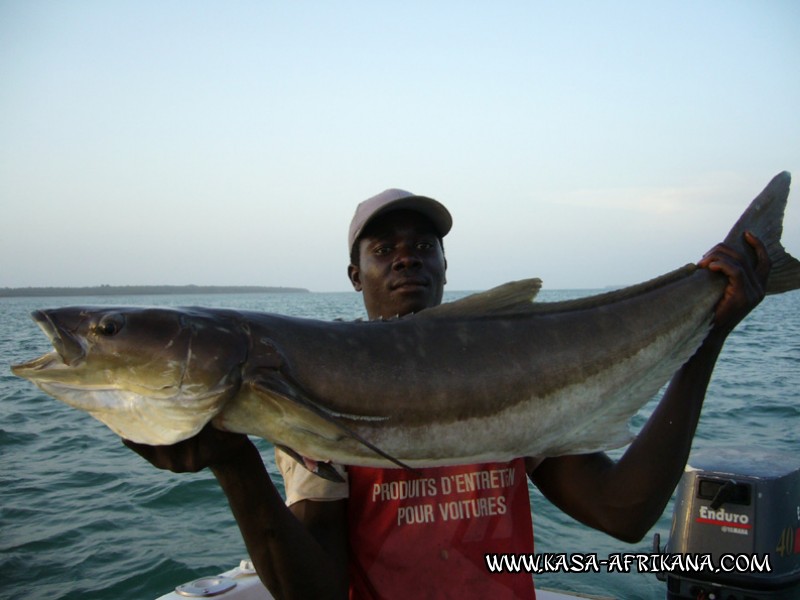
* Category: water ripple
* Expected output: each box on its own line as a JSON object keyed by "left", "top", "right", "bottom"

{"left": 2, "top": 290, "right": 798, "bottom": 599}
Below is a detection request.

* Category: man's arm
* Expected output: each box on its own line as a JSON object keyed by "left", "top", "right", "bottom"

{"left": 529, "top": 232, "right": 770, "bottom": 542}
{"left": 125, "top": 428, "right": 349, "bottom": 600}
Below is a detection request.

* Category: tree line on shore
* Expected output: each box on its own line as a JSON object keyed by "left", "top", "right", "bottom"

{"left": 0, "top": 285, "right": 310, "bottom": 298}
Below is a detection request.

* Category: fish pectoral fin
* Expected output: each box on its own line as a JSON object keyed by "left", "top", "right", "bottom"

{"left": 276, "top": 444, "right": 346, "bottom": 483}
{"left": 250, "top": 370, "right": 414, "bottom": 471}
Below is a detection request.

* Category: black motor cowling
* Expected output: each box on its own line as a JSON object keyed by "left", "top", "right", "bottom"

{"left": 656, "top": 450, "right": 800, "bottom": 600}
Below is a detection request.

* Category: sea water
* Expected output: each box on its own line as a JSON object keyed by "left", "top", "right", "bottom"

{"left": 1, "top": 290, "right": 798, "bottom": 599}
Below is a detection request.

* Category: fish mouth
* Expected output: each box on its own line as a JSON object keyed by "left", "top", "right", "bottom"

{"left": 10, "top": 350, "right": 63, "bottom": 375}
{"left": 11, "top": 310, "right": 87, "bottom": 375}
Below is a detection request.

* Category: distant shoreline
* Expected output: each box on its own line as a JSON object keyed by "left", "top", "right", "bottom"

{"left": 0, "top": 285, "right": 310, "bottom": 298}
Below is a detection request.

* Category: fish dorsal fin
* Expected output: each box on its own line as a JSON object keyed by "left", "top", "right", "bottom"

{"left": 415, "top": 278, "right": 542, "bottom": 319}
{"left": 524, "top": 264, "right": 701, "bottom": 315}
{"left": 415, "top": 269, "right": 697, "bottom": 319}
{"left": 423, "top": 265, "right": 707, "bottom": 320}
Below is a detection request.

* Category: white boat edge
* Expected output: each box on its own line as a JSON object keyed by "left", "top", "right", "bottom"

{"left": 155, "top": 559, "right": 614, "bottom": 600}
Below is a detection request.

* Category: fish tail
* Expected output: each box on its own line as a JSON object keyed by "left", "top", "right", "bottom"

{"left": 724, "top": 171, "right": 800, "bottom": 294}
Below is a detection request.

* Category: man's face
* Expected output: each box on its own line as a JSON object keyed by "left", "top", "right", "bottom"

{"left": 348, "top": 210, "right": 447, "bottom": 320}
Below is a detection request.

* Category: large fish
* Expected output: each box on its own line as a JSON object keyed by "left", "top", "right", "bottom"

{"left": 11, "top": 173, "right": 800, "bottom": 470}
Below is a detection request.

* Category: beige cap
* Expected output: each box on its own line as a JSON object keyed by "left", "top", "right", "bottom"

{"left": 348, "top": 188, "right": 452, "bottom": 253}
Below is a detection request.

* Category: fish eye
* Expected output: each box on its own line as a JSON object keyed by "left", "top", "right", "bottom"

{"left": 95, "top": 313, "right": 125, "bottom": 336}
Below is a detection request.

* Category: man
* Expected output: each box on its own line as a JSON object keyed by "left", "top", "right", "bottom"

{"left": 127, "top": 188, "right": 770, "bottom": 599}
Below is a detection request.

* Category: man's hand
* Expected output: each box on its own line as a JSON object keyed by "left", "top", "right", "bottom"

{"left": 698, "top": 231, "right": 770, "bottom": 336}
{"left": 123, "top": 425, "right": 251, "bottom": 473}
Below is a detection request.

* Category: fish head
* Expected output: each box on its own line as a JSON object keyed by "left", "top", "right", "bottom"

{"left": 11, "top": 306, "right": 248, "bottom": 445}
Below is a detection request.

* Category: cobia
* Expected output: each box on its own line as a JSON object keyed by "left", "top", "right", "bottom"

{"left": 11, "top": 173, "right": 800, "bottom": 470}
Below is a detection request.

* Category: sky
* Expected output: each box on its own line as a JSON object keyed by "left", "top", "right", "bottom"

{"left": 1, "top": 1, "right": 798, "bottom": 292}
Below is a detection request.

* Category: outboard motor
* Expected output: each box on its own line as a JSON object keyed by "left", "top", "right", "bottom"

{"left": 655, "top": 450, "right": 800, "bottom": 599}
